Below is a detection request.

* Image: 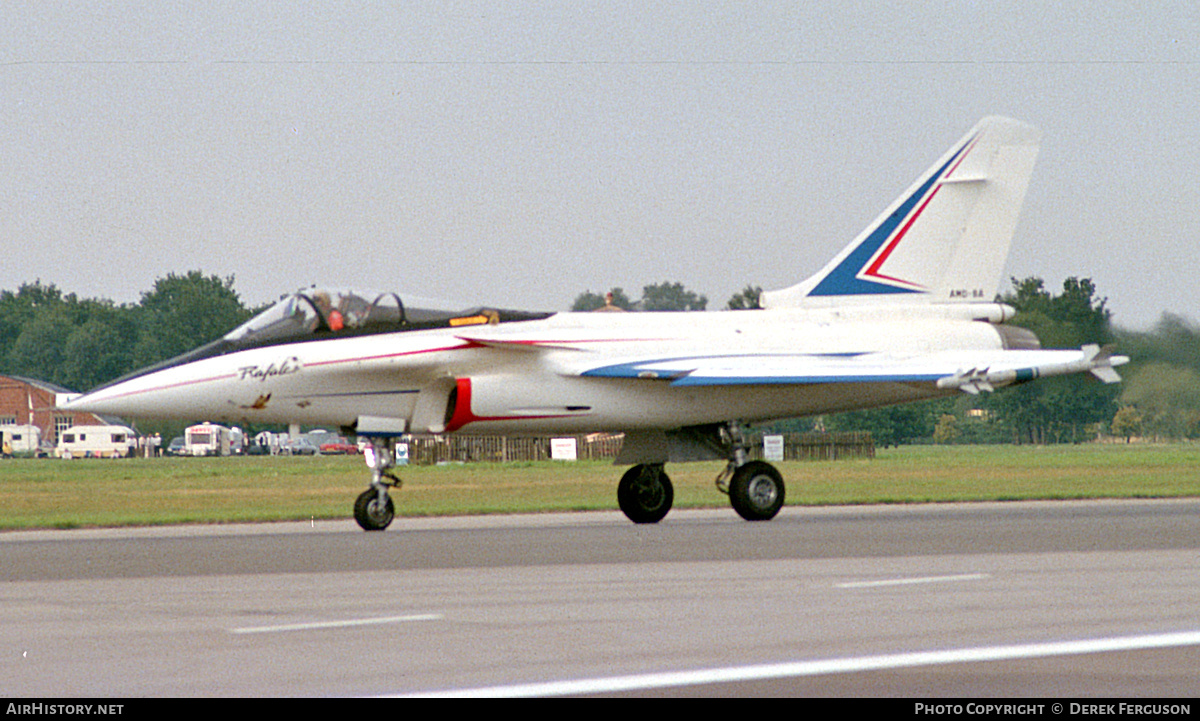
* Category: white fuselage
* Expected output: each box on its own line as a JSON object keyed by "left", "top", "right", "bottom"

{"left": 69, "top": 304, "right": 1013, "bottom": 435}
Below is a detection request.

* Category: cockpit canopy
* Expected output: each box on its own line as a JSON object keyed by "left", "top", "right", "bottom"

{"left": 222, "top": 288, "right": 548, "bottom": 350}
{"left": 228, "top": 289, "right": 407, "bottom": 346}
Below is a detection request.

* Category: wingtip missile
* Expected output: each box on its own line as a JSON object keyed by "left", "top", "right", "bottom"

{"left": 1083, "top": 344, "right": 1129, "bottom": 384}
{"left": 937, "top": 344, "right": 1129, "bottom": 395}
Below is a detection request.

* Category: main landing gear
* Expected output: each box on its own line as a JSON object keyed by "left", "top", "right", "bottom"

{"left": 615, "top": 421, "right": 786, "bottom": 524}
{"left": 721, "top": 460, "right": 786, "bottom": 521}
{"left": 354, "top": 437, "right": 401, "bottom": 531}
{"left": 617, "top": 464, "right": 674, "bottom": 524}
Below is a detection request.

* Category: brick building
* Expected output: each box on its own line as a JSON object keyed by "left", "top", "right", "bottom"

{"left": 0, "top": 375, "right": 120, "bottom": 449}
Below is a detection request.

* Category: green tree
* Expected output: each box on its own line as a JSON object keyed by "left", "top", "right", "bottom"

{"left": 0, "top": 285, "right": 140, "bottom": 390}
{"left": 984, "top": 276, "right": 1120, "bottom": 443}
{"left": 1110, "top": 405, "right": 1143, "bottom": 443}
{"left": 1003, "top": 276, "right": 1113, "bottom": 348}
{"left": 1055, "top": 277, "right": 1113, "bottom": 345}
{"left": 641, "top": 281, "right": 707, "bottom": 311}
{"left": 0, "top": 282, "right": 70, "bottom": 369}
{"left": 1119, "top": 362, "right": 1200, "bottom": 440}
{"left": 1115, "top": 313, "right": 1200, "bottom": 377}
{"left": 823, "top": 402, "right": 939, "bottom": 447}
{"left": 726, "top": 285, "right": 763, "bottom": 310}
{"left": 6, "top": 307, "right": 75, "bottom": 385}
{"left": 1146, "top": 313, "right": 1200, "bottom": 370}
{"left": 932, "top": 414, "right": 960, "bottom": 444}
{"left": 0, "top": 272, "right": 258, "bottom": 394}
{"left": 571, "top": 287, "right": 633, "bottom": 312}
{"left": 1111, "top": 313, "right": 1200, "bottom": 441}
{"left": 59, "top": 307, "right": 139, "bottom": 391}
{"left": 132, "top": 271, "right": 252, "bottom": 367}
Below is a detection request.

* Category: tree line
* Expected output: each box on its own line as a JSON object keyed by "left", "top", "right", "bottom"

{"left": 0, "top": 272, "right": 253, "bottom": 393}
{"left": 1, "top": 272, "right": 1195, "bottom": 444}
{"left": 572, "top": 282, "right": 762, "bottom": 312}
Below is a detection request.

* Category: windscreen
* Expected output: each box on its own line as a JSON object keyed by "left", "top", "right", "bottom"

{"left": 222, "top": 289, "right": 450, "bottom": 348}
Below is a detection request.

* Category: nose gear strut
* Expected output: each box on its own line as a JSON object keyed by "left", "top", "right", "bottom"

{"left": 354, "top": 437, "right": 402, "bottom": 531}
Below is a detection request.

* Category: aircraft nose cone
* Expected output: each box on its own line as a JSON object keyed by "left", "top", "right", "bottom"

{"left": 60, "top": 367, "right": 226, "bottom": 420}
{"left": 59, "top": 386, "right": 144, "bottom": 417}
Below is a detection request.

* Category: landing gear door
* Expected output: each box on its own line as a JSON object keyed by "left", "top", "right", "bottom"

{"left": 409, "top": 378, "right": 457, "bottom": 434}
{"left": 356, "top": 416, "right": 407, "bottom": 436}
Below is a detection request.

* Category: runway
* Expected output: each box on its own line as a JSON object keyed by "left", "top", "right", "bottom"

{"left": 3, "top": 499, "right": 1200, "bottom": 697}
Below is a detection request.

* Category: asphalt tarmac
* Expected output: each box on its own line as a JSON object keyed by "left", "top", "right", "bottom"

{"left": 3, "top": 499, "right": 1199, "bottom": 697}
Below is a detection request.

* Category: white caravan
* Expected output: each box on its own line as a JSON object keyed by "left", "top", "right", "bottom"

{"left": 57, "top": 425, "right": 137, "bottom": 459}
{"left": 1, "top": 425, "right": 42, "bottom": 455}
{"left": 184, "top": 422, "right": 232, "bottom": 456}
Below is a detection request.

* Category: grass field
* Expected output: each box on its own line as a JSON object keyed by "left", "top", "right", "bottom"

{"left": 1, "top": 443, "right": 1198, "bottom": 530}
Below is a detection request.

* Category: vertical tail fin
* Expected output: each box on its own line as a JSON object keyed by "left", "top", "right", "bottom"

{"left": 761, "top": 116, "right": 1041, "bottom": 309}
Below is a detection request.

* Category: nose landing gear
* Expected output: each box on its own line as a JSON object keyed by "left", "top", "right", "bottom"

{"left": 354, "top": 437, "right": 402, "bottom": 531}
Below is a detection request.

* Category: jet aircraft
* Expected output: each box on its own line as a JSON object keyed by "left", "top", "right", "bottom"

{"left": 64, "top": 116, "right": 1127, "bottom": 531}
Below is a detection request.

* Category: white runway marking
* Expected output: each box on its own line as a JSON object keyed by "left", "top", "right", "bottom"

{"left": 230, "top": 613, "right": 442, "bottom": 635}
{"left": 398, "top": 629, "right": 1200, "bottom": 697}
{"left": 835, "top": 573, "right": 990, "bottom": 588}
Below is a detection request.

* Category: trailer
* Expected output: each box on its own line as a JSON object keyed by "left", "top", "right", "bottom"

{"left": 184, "top": 423, "right": 231, "bottom": 456}
{"left": 56, "top": 425, "right": 137, "bottom": 459}
{"left": 2, "top": 425, "right": 43, "bottom": 456}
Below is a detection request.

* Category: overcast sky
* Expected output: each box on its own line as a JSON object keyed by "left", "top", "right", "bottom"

{"left": 2, "top": 1, "right": 1198, "bottom": 329}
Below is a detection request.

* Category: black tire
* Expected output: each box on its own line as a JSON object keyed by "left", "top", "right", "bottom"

{"left": 354, "top": 488, "right": 395, "bottom": 531}
{"left": 617, "top": 464, "right": 674, "bottom": 524}
{"left": 729, "top": 461, "right": 785, "bottom": 521}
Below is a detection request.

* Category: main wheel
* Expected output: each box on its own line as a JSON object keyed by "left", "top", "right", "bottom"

{"left": 354, "top": 487, "right": 395, "bottom": 531}
{"left": 729, "top": 461, "right": 785, "bottom": 521}
{"left": 617, "top": 464, "right": 674, "bottom": 524}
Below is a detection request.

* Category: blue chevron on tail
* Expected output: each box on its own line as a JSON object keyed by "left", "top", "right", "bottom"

{"left": 761, "top": 117, "right": 1041, "bottom": 309}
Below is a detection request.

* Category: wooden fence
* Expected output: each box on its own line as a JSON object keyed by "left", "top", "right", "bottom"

{"left": 402, "top": 431, "right": 872, "bottom": 465}
{"left": 403, "top": 433, "right": 625, "bottom": 465}
{"left": 745, "top": 431, "right": 875, "bottom": 461}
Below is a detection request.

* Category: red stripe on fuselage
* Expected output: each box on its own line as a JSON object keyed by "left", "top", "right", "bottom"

{"left": 443, "top": 377, "right": 570, "bottom": 433}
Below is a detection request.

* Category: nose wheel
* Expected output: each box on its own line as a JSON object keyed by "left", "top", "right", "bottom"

{"left": 354, "top": 437, "right": 402, "bottom": 531}
{"left": 354, "top": 487, "right": 395, "bottom": 531}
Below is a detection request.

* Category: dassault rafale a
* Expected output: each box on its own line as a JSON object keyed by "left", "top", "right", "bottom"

{"left": 64, "top": 117, "right": 1127, "bottom": 530}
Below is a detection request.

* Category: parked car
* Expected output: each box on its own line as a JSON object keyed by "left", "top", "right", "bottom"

{"left": 318, "top": 439, "right": 358, "bottom": 455}
{"left": 285, "top": 438, "right": 319, "bottom": 456}
{"left": 165, "top": 436, "right": 186, "bottom": 456}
